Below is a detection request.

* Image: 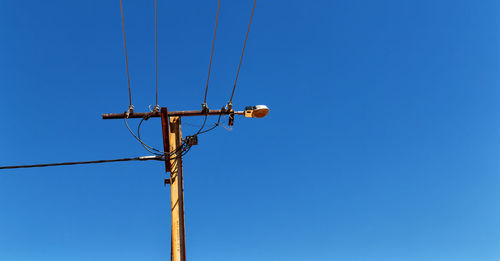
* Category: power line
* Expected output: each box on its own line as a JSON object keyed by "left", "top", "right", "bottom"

{"left": 155, "top": 0, "right": 159, "bottom": 110}
{"left": 120, "top": 0, "right": 133, "bottom": 111}
{"left": 0, "top": 156, "right": 164, "bottom": 170}
{"left": 123, "top": 111, "right": 222, "bottom": 158}
{"left": 203, "top": 0, "right": 222, "bottom": 107}
{"left": 124, "top": 115, "right": 188, "bottom": 157}
{"left": 197, "top": 108, "right": 223, "bottom": 134}
{"left": 228, "top": 0, "right": 257, "bottom": 108}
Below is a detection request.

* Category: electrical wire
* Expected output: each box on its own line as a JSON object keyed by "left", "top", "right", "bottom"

{"left": 228, "top": 0, "right": 257, "bottom": 106}
{"left": 120, "top": 0, "right": 133, "bottom": 108}
{"left": 197, "top": 108, "right": 223, "bottom": 134}
{"left": 124, "top": 107, "right": 226, "bottom": 160}
{"left": 124, "top": 115, "right": 165, "bottom": 155}
{"left": 125, "top": 116, "right": 187, "bottom": 158}
{"left": 136, "top": 116, "right": 188, "bottom": 157}
{"left": 194, "top": 114, "right": 208, "bottom": 135}
{"left": 124, "top": 115, "right": 190, "bottom": 160}
{"left": 0, "top": 156, "right": 164, "bottom": 170}
{"left": 190, "top": 105, "right": 226, "bottom": 136}
{"left": 137, "top": 116, "right": 166, "bottom": 154}
{"left": 155, "top": 0, "right": 159, "bottom": 108}
{"left": 203, "top": 0, "right": 222, "bottom": 105}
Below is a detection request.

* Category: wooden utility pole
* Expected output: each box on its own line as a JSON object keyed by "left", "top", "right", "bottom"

{"left": 160, "top": 108, "right": 186, "bottom": 261}
{"left": 105, "top": 108, "right": 234, "bottom": 261}
{"left": 102, "top": 105, "right": 268, "bottom": 260}
{"left": 167, "top": 116, "right": 186, "bottom": 261}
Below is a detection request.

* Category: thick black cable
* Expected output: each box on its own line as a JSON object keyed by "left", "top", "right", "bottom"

{"left": 203, "top": 0, "right": 222, "bottom": 105}
{"left": 0, "top": 156, "right": 164, "bottom": 170}
{"left": 228, "top": 0, "right": 257, "bottom": 106}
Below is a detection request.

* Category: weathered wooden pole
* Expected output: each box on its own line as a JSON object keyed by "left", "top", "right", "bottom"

{"left": 163, "top": 114, "right": 187, "bottom": 261}
{"left": 102, "top": 105, "right": 269, "bottom": 260}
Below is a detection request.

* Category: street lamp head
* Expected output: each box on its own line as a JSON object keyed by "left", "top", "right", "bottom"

{"left": 244, "top": 105, "right": 270, "bottom": 118}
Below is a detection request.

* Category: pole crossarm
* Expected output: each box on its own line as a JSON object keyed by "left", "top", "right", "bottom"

{"left": 102, "top": 109, "right": 243, "bottom": 119}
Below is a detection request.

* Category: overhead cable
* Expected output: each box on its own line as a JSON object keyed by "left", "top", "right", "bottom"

{"left": 154, "top": 0, "right": 159, "bottom": 111}
{"left": 120, "top": 0, "right": 134, "bottom": 111}
{"left": 228, "top": 0, "right": 257, "bottom": 108}
{"left": 0, "top": 156, "right": 164, "bottom": 170}
{"left": 203, "top": 0, "right": 222, "bottom": 108}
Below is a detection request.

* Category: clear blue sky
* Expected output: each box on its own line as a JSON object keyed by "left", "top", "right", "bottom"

{"left": 1, "top": 0, "right": 500, "bottom": 260}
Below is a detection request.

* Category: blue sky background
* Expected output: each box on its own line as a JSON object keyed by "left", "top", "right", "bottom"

{"left": 1, "top": 0, "right": 500, "bottom": 260}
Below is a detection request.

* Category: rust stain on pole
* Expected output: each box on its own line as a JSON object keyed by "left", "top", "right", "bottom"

{"left": 160, "top": 107, "right": 171, "bottom": 173}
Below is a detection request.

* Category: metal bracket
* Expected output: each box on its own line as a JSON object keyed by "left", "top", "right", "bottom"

{"left": 228, "top": 111, "right": 235, "bottom": 126}
{"left": 185, "top": 135, "right": 198, "bottom": 146}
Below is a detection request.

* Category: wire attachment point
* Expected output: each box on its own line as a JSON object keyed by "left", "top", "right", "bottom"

{"left": 228, "top": 111, "right": 235, "bottom": 126}
{"left": 201, "top": 103, "right": 209, "bottom": 114}
{"left": 128, "top": 105, "right": 134, "bottom": 114}
{"left": 153, "top": 105, "right": 160, "bottom": 112}
{"left": 185, "top": 135, "right": 198, "bottom": 146}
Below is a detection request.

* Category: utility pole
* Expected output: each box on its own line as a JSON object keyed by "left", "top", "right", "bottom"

{"left": 102, "top": 105, "right": 269, "bottom": 261}
{"left": 166, "top": 115, "right": 186, "bottom": 261}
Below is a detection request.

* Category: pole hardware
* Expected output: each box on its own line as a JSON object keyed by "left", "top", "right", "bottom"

{"left": 184, "top": 135, "right": 198, "bottom": 146}
{"left": 201, "top": 103, "right": 209, "bottom": 114}
{"left": 228, "top": 111, "right": 235, "bottom": 126}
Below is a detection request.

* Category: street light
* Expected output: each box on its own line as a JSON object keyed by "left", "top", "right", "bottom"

{"left": 244, "top": 105, "right": 270, "bottom": 118}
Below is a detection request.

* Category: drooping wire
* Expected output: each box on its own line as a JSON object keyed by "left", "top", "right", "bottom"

{"left": 0, "top": 156, "right": 164, "bottom": 170}
{"left": 124, "top": 107, "right": 226, "bottom": 159}
{"left": 155, "top": 0, "right": 159, "bottom": 110}
{"left": 227, "top": 0, "right": 257, "bottom": 107}
{"left": 125, "top": 116, "right": 173, "bottom": 156}
{"left": 191, "top": 105, "right": 226, "bottom": 135}
{"left": 120, "top": 0, "right": 133, "bottom": 109}
{"left": 124, "top": 115, "right": 190, "bottom": 159}
{"left": 137, "top": 117, "right": 167, "bottom": 155}
{"left": 137, "top": 116, "right": 189, "bottom": 156}
{"left": 203, "top": 0, "right": 222, "bottom": 106}
{"left": 195, "top": 114, "right": 208, "bottom": 135}
{"left": 198, "top": 108, "right": 224, "bottom": 134}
